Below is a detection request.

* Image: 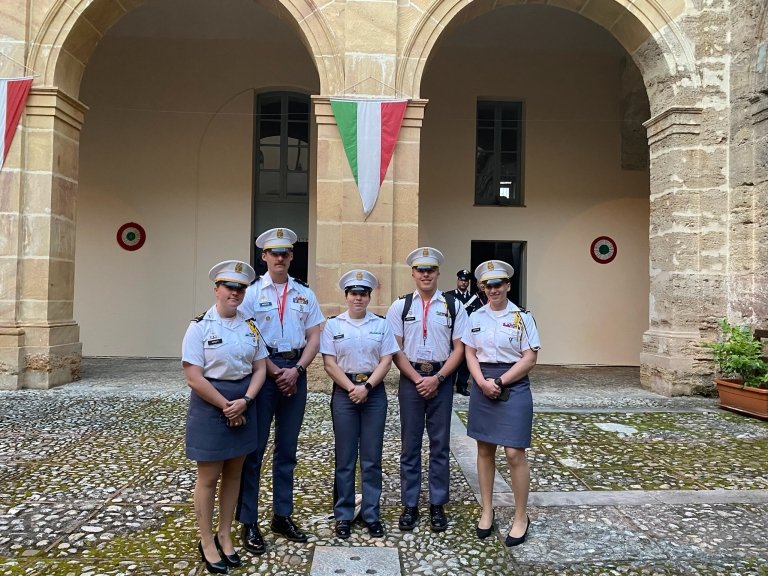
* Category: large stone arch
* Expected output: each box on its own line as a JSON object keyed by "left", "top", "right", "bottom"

{"left": 28, "top": 0, "right": 343, "bottom": 98}
{"left": 398, "top": 0, "right": 700, "bottom": 112}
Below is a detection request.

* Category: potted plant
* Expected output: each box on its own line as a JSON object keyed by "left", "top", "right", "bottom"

{"left": 705, "top": 319, "right": 768, "bottom": 419}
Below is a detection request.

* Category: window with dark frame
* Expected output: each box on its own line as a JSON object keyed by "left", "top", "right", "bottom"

{"left": 254, "top": 92, "right": 310, "bottom": 202}
{"left": 475, "top": 101, "right": 523, "bottom": 206}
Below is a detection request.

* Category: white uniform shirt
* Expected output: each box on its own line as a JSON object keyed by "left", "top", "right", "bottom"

{"left": 240, "top": 273, "right": 324, "bottom": 350}
{"left": 181, "top": 305, "right": 268, "bottom": 380}
{"left": 386, "top": 290, "right": 469, "bottom": 363}
{"left": 461, "top": 301, "right": 541, "bottom": 363}
{"left": 321, "top": 312, "right": 400, "bottom": 373}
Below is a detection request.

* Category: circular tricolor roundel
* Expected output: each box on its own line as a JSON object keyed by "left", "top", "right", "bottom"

{"left": 590, "top": 236, "right": 617, "bottom": 264}
{"left": 116, "top": 222, "right": 146, "bottom": 251}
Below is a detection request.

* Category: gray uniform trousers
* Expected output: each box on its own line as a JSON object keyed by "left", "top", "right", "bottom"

{"left": 236, "top": 355, "right": 307, "bottom": 523}
{"left": 330, "top": 383, "right": 388, "bottom": 523}
{"left": 398, "top": 371, "right": 454, "bottom": 507}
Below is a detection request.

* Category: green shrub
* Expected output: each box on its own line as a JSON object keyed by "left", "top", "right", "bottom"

{"left": 705, "top": 319, "right": 768, "bottom": 389}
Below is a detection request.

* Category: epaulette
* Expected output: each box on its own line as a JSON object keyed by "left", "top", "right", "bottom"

{"left": 294, "top": 278, "right": 309, "bottom": 287}
{"left": 251, "top": 275, "right": 261, "bottom": 285}
{"left": 192, "top": 312, "right": 206, "bottom": 322}
{"left": 326, "top": 314, "right": 338, "bottom": 319}
{"left": 398, "top": 293, "right": 410, "bottom": 299}
{"left": 518, "top": 307, "right": 530, "bottom": 314}
{"left": 374, "top": 313, "right": 386, "bottom": 319}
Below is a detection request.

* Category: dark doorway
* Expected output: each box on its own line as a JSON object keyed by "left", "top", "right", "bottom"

{"left": 470, "top": 240, "right": 526, "bottom": 306}
{"left": 253, "top": 241, "right": 308, "bottom": 283}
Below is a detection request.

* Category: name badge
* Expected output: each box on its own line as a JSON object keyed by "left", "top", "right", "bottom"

{"left": 259, "top": 301, "right": 272, "bottom": 307}
{"left": 333, "top": 334, "right": 344, "bottom": 340}
{"left": 404, "top": 316, "right": 416, "bottom": 322}
{"left": 207, "top": 338, "right": 223, "bottom": 345}
{"left": 471, "top": 327, "right": 481, "bottom": 333}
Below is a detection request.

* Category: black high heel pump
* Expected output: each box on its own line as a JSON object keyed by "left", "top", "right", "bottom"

{"left": 214, "top": 534, "right": 242, "bottom": 567}
{"left": 198, "top": 541, "right": 228, "bottom": 574}
{"left": 476, "top": 510, "right": 495, "bottom": 539}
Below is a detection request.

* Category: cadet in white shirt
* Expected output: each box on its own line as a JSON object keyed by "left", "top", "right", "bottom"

{"left": 321, "top": 270, "right": 399, "bottom": 540}
{"left": 462, "top": 259, "right": 540, "bottom": 548}
{"left": 182, "top": 260, "right": 268, "bottom": 573}
{"left": 386, "top": 247, "right": 468, "bottom": 533}
{"left": 236, "top": 227, "right": 324, "bottom": 553}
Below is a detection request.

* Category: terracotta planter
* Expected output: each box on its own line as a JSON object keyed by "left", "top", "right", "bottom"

{"left": 715, "top": 378, "right": 768, "bottom": 419}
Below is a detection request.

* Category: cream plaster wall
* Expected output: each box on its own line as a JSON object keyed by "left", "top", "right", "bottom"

{"left": 75, "top": 19, "right": 319, "bottom": 356}
{"left": 420, "top": 7, "right": 650, "bottom": 365}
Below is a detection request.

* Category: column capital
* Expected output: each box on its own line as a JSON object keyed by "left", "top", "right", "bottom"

{"left": 26, "top": 88, "right": 88, "bottom": 131}
{"left": 643, "top": 106, "right": 702, "bottom": 146}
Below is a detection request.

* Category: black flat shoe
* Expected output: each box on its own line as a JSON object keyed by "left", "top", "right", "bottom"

{"left": 214, "top": 534, "right": 242, "bottom": 567}
{"left": 366, "top": 520, "right": 384, "bottom": 538}
{"left": 198, "top": 541, "right": 228, "bottom": 574}
{"left": 335, "top": 520, "right": 351, "bottom": 539}
{"left": 476, "top": 511, "right": 495, "bottom": 540}
{"left": 398, "top": 506, "right": 419, "bottom": 531}
{"left": 505, "top": 515, "right": 530, "bottom": 547}
{"left": 271, "top": 515, "right": 309, "bottom": 543}
{"left": 429, "top": 504, "right": 448, "bottom": 532}
{"left": 241, "top": 523, "right": 265, "bottom": 555}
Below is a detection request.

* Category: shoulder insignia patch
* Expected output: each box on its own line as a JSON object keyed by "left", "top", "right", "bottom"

{"left": 192, "top": 312, "right": 206, "bottom": 322}
{"left": 327, "top": 314, "right": 338, "bottom": 319}
{"left": 294, "top": 278, "right": 309, "bottom": 287}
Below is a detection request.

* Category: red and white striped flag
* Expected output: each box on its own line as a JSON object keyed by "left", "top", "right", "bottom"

{"left": 330, "top": 98, "right": 408, "bottom": 217}
{"left": 0, "top": 76, "right": 33, "bottom": 169}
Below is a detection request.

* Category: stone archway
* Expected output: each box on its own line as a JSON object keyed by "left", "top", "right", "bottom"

{"left": 397, "top": 0, "right": 736, "bottom": 395}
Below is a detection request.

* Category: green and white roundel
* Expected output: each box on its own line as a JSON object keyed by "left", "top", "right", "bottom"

{"left": 590, "top": 236, "right": 616, "bottom": 264}
{"left": 117, "top": 222, "right": 146, "bottom": 251}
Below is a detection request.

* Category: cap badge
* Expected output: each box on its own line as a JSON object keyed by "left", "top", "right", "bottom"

{"left": 487, "top": 262, "right": 495, "bottom": 270}
{"left": 422, "top": 248, "right": 429, "bottom": 256}
{"left": 356, "top": 271, "right": 363, "bottom": 280}
{"left": 277, "top": 228, "right": 284, "bottom": 238}
{"left": 235, "top": 262, "right": 243, "bottom": 273}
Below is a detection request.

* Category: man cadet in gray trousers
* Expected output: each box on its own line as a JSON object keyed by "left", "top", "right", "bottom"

{"left": 386, "top": 247, "right": 468, "bottom": 532}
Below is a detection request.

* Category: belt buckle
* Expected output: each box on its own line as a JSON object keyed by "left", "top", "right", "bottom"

{"left": 418, "top": 362, "right": 434, "bottom": 373}
{"left": 354, "top": 374, "right": 368, "bottom": 383}
{"left": 281, "top": 351, "right": 296, "bottom": 359}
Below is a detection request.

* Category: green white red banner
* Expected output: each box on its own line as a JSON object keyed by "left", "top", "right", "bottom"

{"left": 330, "top": 98, "right": 408, "bottom": 217}
{"left": 0, "top": 76, "right": 33, "bottom": 169}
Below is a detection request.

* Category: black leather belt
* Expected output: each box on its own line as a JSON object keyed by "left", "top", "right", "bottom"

{"left": 345, "top": 372, "right": 372, "bottom": 383}
{"left": 267, "top": 346, "right": 304, "bottom": 359}
{"left": 410, "top": 361, "right": 445, "bottom": 374}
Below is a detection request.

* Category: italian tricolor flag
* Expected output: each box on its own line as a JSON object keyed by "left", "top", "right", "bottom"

{"left": 330, "top": 98, "right": 408, "bottom": 217}
{"left": 0, "top": 77, "right": 33, "bottom": 170}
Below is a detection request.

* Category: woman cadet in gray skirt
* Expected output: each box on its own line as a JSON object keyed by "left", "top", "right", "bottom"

{"left": 182, "top": 260, "right": 268, "bottom": 574}
{"left": 461, "top": 259, "right": 541, "bottom": 548}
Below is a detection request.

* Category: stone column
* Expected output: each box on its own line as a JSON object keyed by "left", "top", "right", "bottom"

{"left": 313, "top": 97, "right": 427, "bottom": 317}
{"left": 640, "top": 106, "right": 727, "bottom": 396}
{"left": 0, "top": 88, "right": 85, "bottom": 389}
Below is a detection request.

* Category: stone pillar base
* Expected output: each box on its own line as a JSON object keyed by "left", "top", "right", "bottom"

{"left": 640, "top": 328, "right": 715, "bottom": 396}
{"left": 0, "top": 323, "right": 82, "bottom": 390}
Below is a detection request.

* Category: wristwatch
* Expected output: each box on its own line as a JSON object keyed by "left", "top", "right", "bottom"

{"left": 436, "top": 373, "right": 446, "bottom": 384}
{"left": 295, "top": 364, "right": 306, "bottom": 376}
{"left": 243, "top": 395, "right": 254, "bottom": 408}
{"left": 364, "top": 382, "right": 373, "bottom": 391}
{"left": 494, "top": 377, "right": 503, "bottom": 387}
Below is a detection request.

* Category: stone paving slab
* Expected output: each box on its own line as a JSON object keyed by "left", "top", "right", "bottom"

{"left": 310, "top": 545, "right": 400, "bottom": 576}
{"left": 0, "top": 359, "right": 766, "bottom": 575}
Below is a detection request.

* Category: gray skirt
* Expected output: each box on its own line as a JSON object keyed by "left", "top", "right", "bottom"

{"left": 185, "top": 375, "right": 258, "bottom": 462}
{"left": 466, "top": 363, "right": 532, "bottom": 448}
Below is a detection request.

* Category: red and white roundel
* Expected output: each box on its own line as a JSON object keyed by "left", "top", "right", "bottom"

{"left": 590, "top": 236, "right": 616, "bottom": 264}
{"left": 117, "top": 222, "right": 146, "bottom": 251}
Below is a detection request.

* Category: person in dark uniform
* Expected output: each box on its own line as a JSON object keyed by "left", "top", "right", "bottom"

{"left": 321, "top": 270, "right": 400, "bottom": 539}
{"left": 386, "top": 247, "right": 468, "bottom": 533}
{"left": 236, "top": 227, "right": 324, "bottom": 554}
{"left": 182, "top": 260, "right": 268, "bottom": 573}
{"left": 462, "top": 260, "right": 541, "bottom": 547}
{"left": 445, "top": 269, "right": 477, "bottom": 395}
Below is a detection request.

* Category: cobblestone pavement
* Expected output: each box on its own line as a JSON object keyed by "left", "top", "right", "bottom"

{"left": 1, "top": 359, "right": 767, "bottom": 575}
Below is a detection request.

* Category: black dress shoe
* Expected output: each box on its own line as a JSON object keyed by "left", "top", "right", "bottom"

{"left": 240, "top": 523, "right": 265, "bottom": 555}
{"left": 476, "top": 511, "right": 495, "bottom": 540}
{"left": 366, "top": 520, "right": 384, "bottom": 538}
{"left": 429, "top": 504, "right": 448, "bottom": 532}
{"left": 398, "top": 506, "right": 419, "bottom": 531}
{"left": 271, "top": 515, "right": 309, "bottom": 543}
{"left": 505, "top": 515, "right": 530, "bottom": 547}
{"left": 214, "top": 534, "right": 242, "bottom": 567}
{"left": 198, "top": 541, "right": 228, "bottom": 574}
{"left": 335, "top": 520, "right": 351, "bottom": 539}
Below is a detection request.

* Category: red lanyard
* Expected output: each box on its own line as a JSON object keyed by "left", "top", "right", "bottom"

{"left": 274, "top": 283, "right": 289, "bottom": 327}
{"left": 421, "top": 297, "right": 432, "bottom": 343}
